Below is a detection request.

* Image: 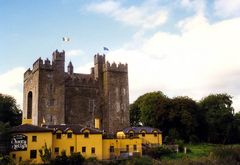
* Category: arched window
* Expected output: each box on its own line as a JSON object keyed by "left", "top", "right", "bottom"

{"left": 27, "top": 91, "right": 33, "bottom": 119}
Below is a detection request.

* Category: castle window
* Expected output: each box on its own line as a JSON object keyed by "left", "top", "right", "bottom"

{"left": 67, "top": 133, "right": 72, "bottom": 138}
{"left": 134, "top": 145, "right": 137, "bottom": 151}
{"left": 70, "top": 146, "right": 74, "bottom": 153}
{"left": 30, "top": 150, "right": 37, "bottom": 159}
{"left": 56, "top": 133, "right": 61, "bottom": 139}
{"left": 32, "top": 136, "right": 37, "bottom": 142}
{"left": 12, "top": 154, "right": 16, "bottom": 159}
{"left": 84, "top": 132, "right": 89, "bottom": 138}
{"left": 126, "top": 145, "right": 129, "bottom": 152}
{"left": 55, "top": 147, "right": 59, "bottom": 155}
{"left": 110, "top": 146, "right": 114, "bottom": 153}
{"left": 82, "top": 147, "right": 86, "bottom": 153}
{"left": 154, "top": 132, "right": 158, "bottom": 137}
{"left": 91, "top": 147, "right": 95, "bottom": 154}
{"left": 19, "top": 157, "right": 22, "bottom": 162}
{"left": 142, "top": 133, "right": 145, "bottom": 137}
{"left": 49, "top": 99, "right": 55, "bottom": 106}
{"left": 27, "top": 91, "right": 33, "bottom": 119}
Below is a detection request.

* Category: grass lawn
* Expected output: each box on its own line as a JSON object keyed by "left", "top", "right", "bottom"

{"left": 161, "top": 144, "right": 216, "bottom": 160}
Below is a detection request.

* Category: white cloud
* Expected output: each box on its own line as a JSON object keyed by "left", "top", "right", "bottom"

{"left": 180, "top": 0, "right": 206, "bottom": 13}
{"left": 66, "top": 49, "right": 84, "bottom": 57}
{"left": 214, "top": 0, "right": 240, "bottom": 17}
{"left": 87, "top": 0, "right": 168, "bottom": 29}
{"left": 102, "top": 16, "right": 240, "bottom": 112}
{"left": 0, "top": 67, "right": 25, "bottom": 109}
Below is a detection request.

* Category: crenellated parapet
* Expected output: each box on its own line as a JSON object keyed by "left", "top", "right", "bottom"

{"left": 94, "top": 54, "right": 105, "bottom": 64}
{"left": 103, "top": 61, "right": 128, "bottom": 73}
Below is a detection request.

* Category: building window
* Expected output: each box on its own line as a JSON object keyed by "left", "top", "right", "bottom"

{"left": 56, "top": 133, "right": 61, "bottom": 139}
{"left": 67, "top": 133, "right": 72, "bottom": 138}
{"left": 110, "top": 146, "right": 114, "bottom": 153}
{"left": 129, "top": 133, "right": 134, "bottom": 138}
{"left": 91, "top": 147, "right": 95, "bottom": 154}
{"left": 126, "top": 145, "right": 129, "bottom": 152}
{"left": 154, "top": 133, "right": 157, "bottom": 137}
{"left": 19, "top": 157, "right": 22, "bottom": 162}
{"left": 70, "top": 146, "right": 74, "bottom": 153}
{"left": 142, "top": 133, "right": 145, "bottom": 137}
{"left": 49, "top": 99, "right": 55, "bottom": 106}
{"left": 55, "top": 147, "right": 59, "bottom": 155}
{"left": 12, "top": 154, "right": 16, "bottom": 159}
{"left": 84, "top": 132, "right": 89, "bottom": 138}
{"left": 30, "top": 150, "right": 37, "bottom": 159}
{"left": 82, "top": 147, "right": 86, "bottom": 153}
{"left": 134, "top": 145, "right": 137, "bottom": 151}
{"left": 32, "top": 136, "right": 37, "bottom": 142}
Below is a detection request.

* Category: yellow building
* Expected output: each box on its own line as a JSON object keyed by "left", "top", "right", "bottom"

{"left": 117, "top": 126, "right": 162, "bottom": 146}
{"left": 10, "top": 124, "right": 162, "bottom": 164}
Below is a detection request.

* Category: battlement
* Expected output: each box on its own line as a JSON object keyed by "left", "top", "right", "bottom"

{"left": 24, "top": 68, "right": 32, "bottom": 80}
{"left": 94, "top": 54, "right": 105, "bottom": 65}
{"left": 33, "top": 58, "right": 43, "bottom": 71}
{"left": 52, "top": 49, "right": 65, "bottom": 61}
{"left": 104, "top": 61, "right": 128, "bottom": 73}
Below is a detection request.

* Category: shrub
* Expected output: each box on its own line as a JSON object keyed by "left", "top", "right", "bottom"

{"left": 145, "top": 146, "right": 174, "bottom": 159}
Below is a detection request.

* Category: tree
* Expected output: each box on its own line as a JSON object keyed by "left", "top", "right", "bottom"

{"left": 39, "top": 143, "right": 52, "bottom": 164}
{"left": 199, "top": 93, "right": 234, "bottom": 144}
{"left": 130, "top": 91, "right": 171, "bottom": 133}
{"left": 0, "top": 93, "right": 22, "bottom": 126}
{"left": 169, "top": 96, "right": 200, "bottom": 142}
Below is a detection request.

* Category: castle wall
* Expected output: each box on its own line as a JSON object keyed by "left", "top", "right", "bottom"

{"left": 23, "top": 60, "right": 41, "bottom": 125}
{"left": 23, "top": 50, "right": 129, "bottom": 133}
{"left": 103, "top": 62, "right": 130, "bottom": 133}
{"left": 65, "top": 82, "right": 101, "bottom": 127}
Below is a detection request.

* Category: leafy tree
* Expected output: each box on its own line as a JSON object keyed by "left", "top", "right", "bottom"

{"left": 129, "top": 103, "right": 141, "bottom": 126}
{"left": 170, "top": 96, "right": 201, "bottom": 142}
{"left": 39, "top": 143, "right": 52, "bottom": 164}
{"left": 0, "top": 93, "right": 22, "bottom": 126}
{"left": 199, "top": 93, "right": 234, "bottom": 144}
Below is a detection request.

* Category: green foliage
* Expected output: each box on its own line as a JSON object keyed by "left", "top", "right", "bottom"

{"left": 130, "top": 91, "right": 240, "bottom": 144}
{"left": 68, "top": 152, "right": 85, "bottom": 165}
{"left": 51, "top": 151, "right": 85, "bottom": 165}
{"left": 199, "top": 93, "right": 235, "bottom": 144}
{"left": 0, "top": 155, "right": 15, "bottom": 165}
{"left": 39, "top": 143, "right": 52, "bottom": 164}
{"left": 144, "top": 146, "right": 175, "bottom": 159}
{"left": 0, "top": 93, "right": 22, "bottom": 126}
{"left": 126, "top": 156, "right": 153, "bottom": 165}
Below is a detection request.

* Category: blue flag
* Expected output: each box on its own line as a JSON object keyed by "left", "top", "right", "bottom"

{"left": 103, "top": 47, "right": 109, "bottom": 51}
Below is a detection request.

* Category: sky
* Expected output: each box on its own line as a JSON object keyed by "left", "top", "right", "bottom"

{"left": 1, "top": 0, "right": 240, "bottom": 112}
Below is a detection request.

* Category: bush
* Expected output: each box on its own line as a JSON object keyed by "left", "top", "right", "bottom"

{"left": 211, "top": 146, "right": 240, "bottom": 164}
{"left": 126, "top": 156, "right": 153, "bottom": 165}
{"left": 145, "top": 146, "right": 175, "bottom": 159}
{"left": 0, "top": 155, "right": 15, "bottom": 165}
{"left": 51, "top": 152, "right": 85, "bottom": 165}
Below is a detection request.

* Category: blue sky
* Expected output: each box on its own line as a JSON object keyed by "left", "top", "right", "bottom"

{"left": 1, "top": 0, "right": 240, "bottom": 112}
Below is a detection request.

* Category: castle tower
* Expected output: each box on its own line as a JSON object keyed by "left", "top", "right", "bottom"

{"left": 102, "top": 61, "right": 130, "bottom": 133}
{"left": 23, "top": 58, "right": 43, "bottom": 125}
{"left": 68, "top": 61, "right": 73, "bottom": 74}
{"left": 23, "top": 50, "right": 65, "bottom": 126}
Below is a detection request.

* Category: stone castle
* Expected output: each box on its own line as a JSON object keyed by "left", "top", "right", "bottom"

{"left": 23, "top": 50, "right": 129, "bottom": 133}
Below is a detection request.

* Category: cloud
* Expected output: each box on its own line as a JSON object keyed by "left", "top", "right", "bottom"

{"left": 180, "top": 0, "right": 206, "bottom": 13}
{"left": 214, "top": 0, "right": 240, "bottom": 18}
{"left": 66, "top": 49, "right": 84, "bottom": 57}
{"left": 0, "top": 67, "right": 25, "bottom": 109}
{"left": 102, "top": 16, "right": 240, "bottom": 112}
{"left": 87, "top": 0, "right": 168, "bottom": 29}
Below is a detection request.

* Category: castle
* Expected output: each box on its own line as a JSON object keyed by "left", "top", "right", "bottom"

{"left": 23, "top": 50, "right": 129, "bottom": 133}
